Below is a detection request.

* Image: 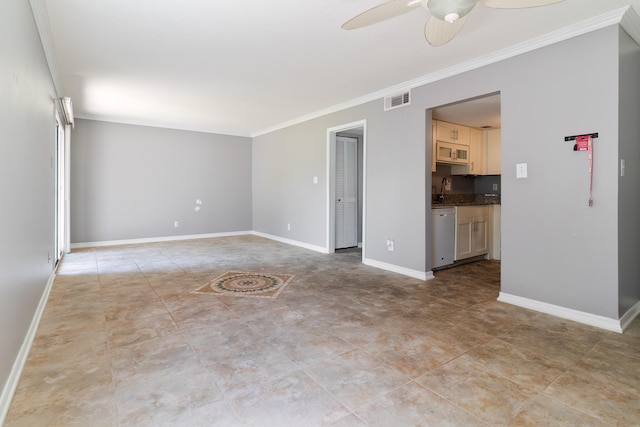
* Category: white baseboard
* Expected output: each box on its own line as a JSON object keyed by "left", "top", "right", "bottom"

{"left": 70, "top": 231, "right": 253, "bottom": 249}
{"left": 250, "top": 231, "right": 328, "bottom": 254}
{"left": 0, "top": 271, "right": 56, "bottom": 425}
{"left": 498, "top": 292, "right": 623, "bottom": 333}
{"left": 620, "top": 300, "right": 640, "bottom": 332}
{"left": 363, "top": 258, "right": 434, "bottom": 281}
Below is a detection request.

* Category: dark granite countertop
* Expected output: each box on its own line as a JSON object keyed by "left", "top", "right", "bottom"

{"left": 432, "top": 193, "right": 501, "bottom": 206}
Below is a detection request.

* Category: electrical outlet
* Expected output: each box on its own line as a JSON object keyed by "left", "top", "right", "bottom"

{"left": 174, "top": 221, "right": 179, "bottom": 228}
{"left": 287, "top": 223, "right": 291, "bottom": 231}
{"left": 492, "top": 183, "right": 498, "bottom": 191}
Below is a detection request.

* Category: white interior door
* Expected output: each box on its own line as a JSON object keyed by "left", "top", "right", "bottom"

{"left": 335, "top": 136, "right": 357, "bottom": 249}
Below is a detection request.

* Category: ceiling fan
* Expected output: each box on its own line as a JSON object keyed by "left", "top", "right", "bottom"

{"left": 342, "top": 0, "right": 565, "bottom": 46}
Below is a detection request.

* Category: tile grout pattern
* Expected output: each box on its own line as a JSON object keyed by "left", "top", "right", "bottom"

{"left": 5, "top": 235, "right": 640, "bottom": 426}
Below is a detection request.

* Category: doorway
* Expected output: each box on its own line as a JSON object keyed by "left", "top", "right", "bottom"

{"left": 430, "top": 93, "right": 502, "bottom": 264}
{"left": 335, "top": 135, "right": 358, "bottom": 249}
{"left": 327, "top": 120, "right": 366, "bottom": 256}
{"left": 54, "top": 111, "right": 69, "bottom": 264}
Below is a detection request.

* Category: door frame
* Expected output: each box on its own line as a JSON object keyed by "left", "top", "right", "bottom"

{"left": 326, "top": 120, "right": 367, "bottom": 257}
{"left": 53, "top": 107, "right": 71, "bottom": 263}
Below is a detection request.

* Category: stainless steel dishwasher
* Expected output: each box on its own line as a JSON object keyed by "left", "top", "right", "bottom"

{"left": 431, "top": 207, "right": 456, "bottom": 269}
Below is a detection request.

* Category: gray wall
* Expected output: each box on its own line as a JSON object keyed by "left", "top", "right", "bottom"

{"left": 0, "top": 0, "right": 57, "bottom": 402}
{"left": 253, "top": 100, "right": 430, "bottom": 271}
{"left": 71, "top": 119, "right": 252, "bottom": 243}
{"left": 618, "top": 28, "right": 640, "bottom": 316}
{"left": 253, "top": 26, "right": 634, "bottom": 320}
{"left": 499, "top": 27, "right": 620, "bottom": 319}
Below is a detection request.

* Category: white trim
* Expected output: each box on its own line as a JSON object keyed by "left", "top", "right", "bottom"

{"left": 29, "top": 0, "right": 64, "bottom": 97}
{"left": 620, "top": 300, "right": 640, "bottom": 332}
{"left": 326, "top": 120, "right": 367, "bottom": 256}
{"left": 0, "top": 271, "right": 56, "bottom": 425}
{"left": 363, "top": 258, "right": 434, "bottom": 281}
{"left": 70, "top": 231, "right": 252, "bottom": 249}
{"left": 498, "top": 292, "right": 623, "bottom": 333}
{"left": 620, "top": 5, "right": 640, "bottom": 46}
{"left": 251, "top": 232, "right": 328, "bottom": 254}
{"left": 252, "top": 7, "right": 631, "bottom": 138}
{"left": 64, "top": 124, "right": 71, "bottom": 254}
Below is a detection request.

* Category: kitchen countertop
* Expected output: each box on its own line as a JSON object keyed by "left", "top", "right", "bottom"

{"left": 433, "top": 201, "right": 499, "bottom": 207}
{"left": 432, "top": 193, "right": 501, "bottom": 207}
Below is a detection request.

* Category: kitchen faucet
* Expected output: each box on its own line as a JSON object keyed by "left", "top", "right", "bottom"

{"left": 439, "top": 178, "right": 447, "bottom": 202}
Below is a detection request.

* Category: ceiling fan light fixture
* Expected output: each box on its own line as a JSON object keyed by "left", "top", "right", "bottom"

{"left": 427, "top": 0, "right": 477, "bottom": 22}
{"left": 444, "top": 12, "right": 460, "bottom": 23}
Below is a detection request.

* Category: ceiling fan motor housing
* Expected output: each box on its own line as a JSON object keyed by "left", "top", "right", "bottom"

{"left": 427, "top": 0, "right": 478, "bottom": 22}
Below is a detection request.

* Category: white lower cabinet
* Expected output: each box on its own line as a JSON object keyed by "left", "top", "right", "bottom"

{"left": 455, "top": 206, "right": 489, "bottom": 261}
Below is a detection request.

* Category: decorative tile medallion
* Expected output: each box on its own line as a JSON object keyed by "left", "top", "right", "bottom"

{"left": 192, "top": 271, "right": 294, "bottom": 299}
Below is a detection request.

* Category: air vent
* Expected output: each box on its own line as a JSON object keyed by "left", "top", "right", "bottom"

{"left": 384, "top": 91, "right": 411, "bottom": 111}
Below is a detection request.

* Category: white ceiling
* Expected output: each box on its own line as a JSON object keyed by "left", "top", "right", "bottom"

{"left": 433, "top": 93, "right": 501, "bottom": 129}
{"left": 36, "top": 0, "right": 640, "bottom": 137}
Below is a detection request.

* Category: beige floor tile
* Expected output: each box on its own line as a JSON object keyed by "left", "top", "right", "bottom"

{"left": 107, "top": 312, "right": 181, "bottom": 349}
{"left": 419, "top": 323, "right": 494, "bottom": 356}
{"left": 304, "top": 349, "right": 410, "bottom": 411}
{"left": 360, "top": 329, "right": 456, "bottom": 378}
{"left": 416, "top": 358, "right": 538, "bottom": 425}
{"left": 264, "top": 323, "right": 356, "bottom": 368}
{"left": 461, "top": 338, "right": 567, "bottom": 391}
{"left": 508, "top": 394, "right": 607, "bottom": 426}
{"left": 231, "top": 370, "right": 350, "bottom": 426}
{"left": 114, "top": 367, "right": 226, "bottom": 427}
{"left": 184, "top": 318, "right": 264, "bottom": 354}
{"left": 355, "top": 381, "right": 487, "bottom": 426}
{"left": 6, "top": 237, "right": 640, "bottom": 426}
{"left": 543, "top": 368, "right": 640, "bottom": 425}
{"left": 202, "top": 339, "right": 300, "bottom": 398}
{"left": 497, "top": 324, "right": 601, "bottom": 365}
{"left": 574, "top": 341, "right": 640, "bottom": 390}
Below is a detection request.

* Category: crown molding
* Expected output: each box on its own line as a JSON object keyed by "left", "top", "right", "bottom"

{"left": 29, "top": 0, "right": 65, "bottom": 97}
{"left": 621, "top": 4, "right": 640, "bottom": 45}
{"left": 252, "top": 6, "right": 634, "bottom": 138}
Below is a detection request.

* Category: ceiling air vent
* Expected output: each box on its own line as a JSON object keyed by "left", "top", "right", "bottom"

{"left": 384, "top": 91, "right": 411, "bottom": 111}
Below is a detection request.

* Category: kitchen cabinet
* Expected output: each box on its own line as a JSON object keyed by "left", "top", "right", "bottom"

{"left": 489, "top": 204, "right": 501, "bottom": 260}
{"left": 435, "top": 141, "right": 469, "bottom": 164}
{"left": 485, "top": 128, "right": 501, "bottom": 174}
{"left": 431, "top": 121, "right": 436, "bottom": 172}
{"left": 467, "top": 127, "right": 483, "bottom": 174}
{"left": 455, "top": 206, "right": 489, "bottom": 261}
{"left": 436, "top": 120, "right": 469, "bottom": 145}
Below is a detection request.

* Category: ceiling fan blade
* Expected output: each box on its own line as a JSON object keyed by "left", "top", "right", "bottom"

{"left": 424, "top": 15, "right": 467, "bottom": 46}
{"left": 342, "top": 0, "right": 423, "bottom": 30}
{"left": 480, "top": 0, "right": 564, "bottom": 9}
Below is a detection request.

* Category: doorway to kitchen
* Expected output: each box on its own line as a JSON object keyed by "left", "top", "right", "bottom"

{"left": 430, "top": 93, "right": 502, "bottom": 269}
{"left": 327, "top": 120, "right": 366, "bottom": 258}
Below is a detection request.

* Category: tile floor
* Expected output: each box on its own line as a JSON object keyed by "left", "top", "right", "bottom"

{"left": 5, "top": 235, "right": 640, "bottom": 426}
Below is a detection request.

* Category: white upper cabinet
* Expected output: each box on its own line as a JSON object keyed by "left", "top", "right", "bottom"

{"left": 435, "top": 120, "right": 470, "bottom": 145}
{"left": 468, "top": 127, "right": 484, "bottom": 174}
{"left": 485, "top": 128, "right": 501, "bottom": 175}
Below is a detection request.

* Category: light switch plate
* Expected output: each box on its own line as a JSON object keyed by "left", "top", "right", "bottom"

{"left": 516, "top": 163, "right": 528, "bottom": 179}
